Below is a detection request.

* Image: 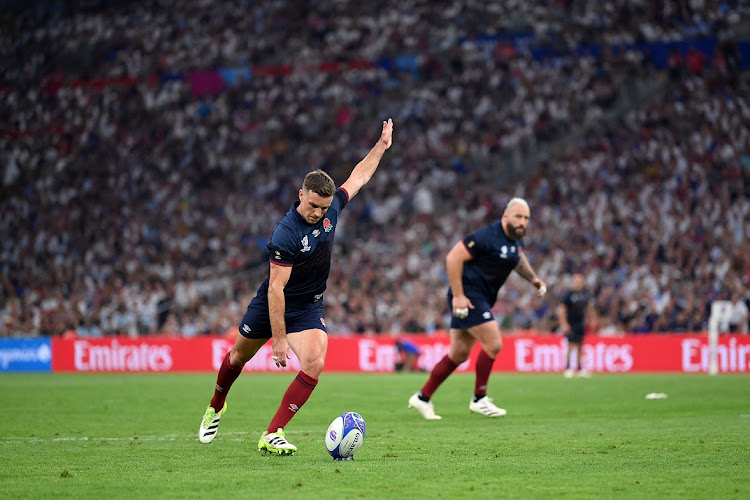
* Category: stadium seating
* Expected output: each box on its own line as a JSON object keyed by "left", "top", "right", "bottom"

{"left": 1, "top": 0, "right": 748, "bottom": 336}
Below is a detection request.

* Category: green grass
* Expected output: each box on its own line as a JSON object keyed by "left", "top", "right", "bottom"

{"left": 0, "top": 373, "right": 748, "bottom": 499}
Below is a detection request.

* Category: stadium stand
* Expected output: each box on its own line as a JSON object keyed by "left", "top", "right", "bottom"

{"left": 1, "top": 0, "right": 749, "bottom": 336}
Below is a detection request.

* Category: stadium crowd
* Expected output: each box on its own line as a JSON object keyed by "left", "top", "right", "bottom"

{"left": 1, "top": 0, "right": 749, "bottom": 337}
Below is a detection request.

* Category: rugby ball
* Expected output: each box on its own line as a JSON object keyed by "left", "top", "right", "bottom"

{"left": 325, "top": 411, "right": 366, "bottom": 460}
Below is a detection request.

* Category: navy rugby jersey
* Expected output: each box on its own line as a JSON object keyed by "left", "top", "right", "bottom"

{"left": 458, "top": 220, "right": 524, "bottom": 303}
{"left": 562, "top": 290, "right": 589, "bottom": 328}
{"left": 254, "top": 188, "right": 349, "bottom": 306}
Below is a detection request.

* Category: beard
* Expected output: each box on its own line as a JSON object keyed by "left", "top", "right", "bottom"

{"left": 507, "top": 224, "right": 526, "bottom": 240}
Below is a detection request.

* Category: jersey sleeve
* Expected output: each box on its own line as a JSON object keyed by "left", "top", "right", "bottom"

{"left": 334, "top": 187, "right": 349, "bottom": 212}
{"left": 267, "top": 223, "right": 297, "bottom": 267}
{"left": 462, "top": 225, "right": 493, "bottom": 258}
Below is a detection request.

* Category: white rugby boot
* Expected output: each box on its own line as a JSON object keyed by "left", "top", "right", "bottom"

{"left": 469, "top": 396, "right": 507, "bottom": 417}
{"left": 408, "top": 393, "right": 442, "bottom": 420}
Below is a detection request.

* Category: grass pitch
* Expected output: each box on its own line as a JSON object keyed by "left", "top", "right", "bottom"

{"left": 0, "top": 372, "right": 747, "bottom": 499}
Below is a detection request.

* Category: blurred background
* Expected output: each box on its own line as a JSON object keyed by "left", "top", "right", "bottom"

{"left": 1, "top": 0, "right": 748, "bottom": 338}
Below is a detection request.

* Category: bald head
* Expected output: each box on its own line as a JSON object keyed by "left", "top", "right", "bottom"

{"left": 502, "top": 197, "right": 531, "bottom": 240}
{"left": 504, "top": 197, "right": 529, "bottom": 213}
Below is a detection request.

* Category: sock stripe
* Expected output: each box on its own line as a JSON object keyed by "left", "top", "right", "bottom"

{"left": 295, "top": 372, "right": 318, "bottom": 390}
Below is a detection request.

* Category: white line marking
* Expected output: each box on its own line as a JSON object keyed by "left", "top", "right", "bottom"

{"left": 0, "top": 432, "right": 245, "bottom": 444}
{"left": 0, "top": 430, "right": 321, "bottom": 444}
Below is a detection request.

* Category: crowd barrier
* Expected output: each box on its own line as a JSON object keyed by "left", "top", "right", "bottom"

{"left": 1, "top": 334, "right": 748, "bottom": 374}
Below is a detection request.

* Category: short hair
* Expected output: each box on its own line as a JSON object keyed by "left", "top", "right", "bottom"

{"left": 504, "top": 197, "right": 529, "bottom": 213}
{"left": 302, "top": 169, "right": 336, "bottom": 197}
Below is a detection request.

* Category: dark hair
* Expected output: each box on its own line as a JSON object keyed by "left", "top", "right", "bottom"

{"left": 302, "top": 169, "right": 336, "bottom": 197}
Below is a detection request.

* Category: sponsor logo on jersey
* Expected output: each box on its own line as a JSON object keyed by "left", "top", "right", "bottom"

{"left": 500, "top": 245, "right": 508, "bottom": 258}
{"left": 312, "top": 229, "right": 320, "bottom": 237}
{"left": 320, "top": 318, "right": 326, "bottom": 327}
{"left": 301, "top": 235, "right": 311, "bottom": 252}
{"left": 323, "top": 218, "right": 333, "bottom": 232}
{"left": 483, "top": 311, "right": 492, "bottom": 320}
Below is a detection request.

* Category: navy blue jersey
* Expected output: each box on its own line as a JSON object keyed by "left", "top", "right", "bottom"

{"left": 253, "top": 188, "right": 349, "bottom": 306}
{"left": 562, "top": 290, "right": 589, "bottom": 328}
{"left": 457, "top": 220, "right": 523, "bottom": 304}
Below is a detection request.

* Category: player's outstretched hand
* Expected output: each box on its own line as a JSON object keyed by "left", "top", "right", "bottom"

{"left": 380, "top": 118, "right": 393, "bottom": 150}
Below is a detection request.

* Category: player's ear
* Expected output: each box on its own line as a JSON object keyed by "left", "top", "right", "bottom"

{"left": 299, "top": 189, "right": 304, "bottom": 201}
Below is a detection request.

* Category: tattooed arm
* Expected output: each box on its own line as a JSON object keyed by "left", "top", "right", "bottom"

{"left": 514, "top": 252, "right": 547, "bottom": 297}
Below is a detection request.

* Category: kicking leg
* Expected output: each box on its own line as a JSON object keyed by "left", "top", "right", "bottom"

{"left": 259, "top": 328, "right": 327, "bottom": 454}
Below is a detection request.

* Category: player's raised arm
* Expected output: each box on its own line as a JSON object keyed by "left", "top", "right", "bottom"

{"left": 340, "top": 118, "right": 393, "bottom": 200}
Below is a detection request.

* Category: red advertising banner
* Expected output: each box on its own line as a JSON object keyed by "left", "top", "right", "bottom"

{"left": 51, "top": 334, "right": 750, "bottom": 374}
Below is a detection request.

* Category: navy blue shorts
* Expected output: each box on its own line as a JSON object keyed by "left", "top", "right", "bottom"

{"left": 238, "top": 298, "right": 327, "bottom": 339}
{"left": 447, "top": 292, "right": 496, "bottom": 330}
{"left": 566, "top": 328, "right": 585, "bottom": 344}
{"left": 565, "top": 323, "right": 585, "bottom": 343}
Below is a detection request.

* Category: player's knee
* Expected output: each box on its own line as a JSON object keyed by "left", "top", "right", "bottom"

{"left": 483, "top": 342, "right": 502, "bottom": 358}
{"left": 301, "top": 356, "right": 325, "bottom": 378}
{"left": 228, "top": 348, "right": 250, "bottom": 367}
{"left": 450, "top": 353, "right": 469, "bottom": 364}
{"left": 448, "top": 348, "right": 471, "bottom": 364}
